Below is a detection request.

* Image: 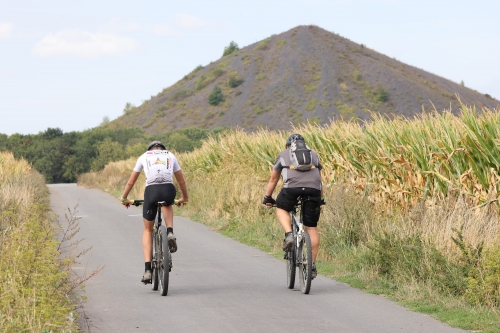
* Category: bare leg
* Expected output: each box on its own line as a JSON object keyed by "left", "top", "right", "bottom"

{"left": 142, "top": 218, "right": 154, "bottom": 262}
{"left": 276, "top": 208, "right": 292, "bottom": 233}
{"left": 162, "top": 205, "right": 174, "bottom": 228}
{"left": 305, "top": 226, "right": 320, "bottom": 262}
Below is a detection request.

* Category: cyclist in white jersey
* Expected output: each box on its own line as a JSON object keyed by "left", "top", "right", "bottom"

{"left": 120, "top": 140, "right": 188, "bottom": 284}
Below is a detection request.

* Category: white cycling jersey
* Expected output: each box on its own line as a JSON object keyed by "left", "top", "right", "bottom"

{"left": 133, "top": 150, "right": 181, "bottom": 187}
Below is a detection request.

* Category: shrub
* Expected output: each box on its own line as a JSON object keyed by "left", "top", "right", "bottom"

{"left": 223, "top": 41, "right": 239, "bottom": 57}
{"left": 211, "top": 68, "right": 224, "bottom": 78}
{"left": 367, "top": 232, "right": 467, "bottom": 294}
{"left": 466, "top": 244, "right": 500, "bottom": 307}
{"left": 195, "top": 75, "right": 207, "bottom": 91}
{"left": 208, "top": 86, "right": 224, "bottom": 106}
{"left": 170, "top": 89, "right": 193, "bottom": 102}
{"left": 228, "top": 72, "right": 243, "bottom": 88}
{"left": 377, "top": 88, "right": 389, "bottom": 102}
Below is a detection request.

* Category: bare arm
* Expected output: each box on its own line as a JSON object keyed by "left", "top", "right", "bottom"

{"left": 174, "top": 170, "right": 189, "bottom": 205}
{"left": 120, "top": 171, "right": 140, "bottom": 207}
{"left": 265, "top": 169, "right": 281, "bottom": 197}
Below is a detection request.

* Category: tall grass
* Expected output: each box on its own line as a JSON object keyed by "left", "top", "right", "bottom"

{"left": 0, "top": 152, "right": 78, "bottom": 332}
{"left": 78, "top": 157, "right": 145, "bottom": 199}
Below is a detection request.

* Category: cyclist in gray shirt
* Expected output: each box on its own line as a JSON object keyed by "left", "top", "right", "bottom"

{"left": 263, "top": 134, "right": 324, "bottom": 279}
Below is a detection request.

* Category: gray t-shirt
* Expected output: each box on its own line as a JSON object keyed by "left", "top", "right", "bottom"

{"left": 273, "top": 148, "right": 323, "bottom": 190}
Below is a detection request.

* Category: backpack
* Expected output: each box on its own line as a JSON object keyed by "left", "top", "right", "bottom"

{"left": 288, "top": 139, "right": 315, "bottom": 171}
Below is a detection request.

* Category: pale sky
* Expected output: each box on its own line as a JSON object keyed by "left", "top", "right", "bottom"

{"left": 1, "top": 0, "right": 499, "bottom": 136}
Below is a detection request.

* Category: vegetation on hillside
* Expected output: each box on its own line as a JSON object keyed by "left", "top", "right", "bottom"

{"left": 106, "top": 25, "right": 499, "bottom": 134}
{"left": 0, "top": 152, "right": 79, "bottom": 331}
{"left": 79, "top": 104, "right": 500, "bottom": 331}
{"left": 0, "top": 126, "right": 225, "bottom": 184}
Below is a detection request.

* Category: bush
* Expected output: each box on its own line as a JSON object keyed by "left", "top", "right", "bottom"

{"left": 366, "top": 232, "right": 467, "bottom": 295}
{"left": 228, "top": 72, "right": 243, "bottom": 88}
{"left": 465, "top": 244, "right": 500, "bottom": 307}
{"left": 170, "top": 89, "right": 193, "bottom": 102}
{"left": 208, "top": 86, "right": 224, "bottom": 106}
{"left": 195, "top": 75, "right": 207, "bottom": 91}
{"left": 377, "top": 88, "right": 389, "bottom": 102}
{"left": 223, "top": 41, "right": 239, "bottom": 57}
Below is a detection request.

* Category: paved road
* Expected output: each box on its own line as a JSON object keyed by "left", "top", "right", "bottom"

{"left": 49, "top": 184, "right": 466, "bottom": 333}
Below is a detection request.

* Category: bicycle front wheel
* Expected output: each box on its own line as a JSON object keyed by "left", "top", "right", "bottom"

{"left": 158, "top": 225, "right": 170, "bottom": 296}
{"left": 286, "top": 239, "right": 296, "bottom": 289}
{"left": 151, "top": 229, "right": 159, "bottom": 291}
{"left": 298, "top": 231, "right": 313, "bottom": 294}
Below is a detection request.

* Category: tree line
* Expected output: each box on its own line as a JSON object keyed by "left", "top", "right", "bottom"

{"left": 0, "top": 126, "right": 225, "bottom": 183}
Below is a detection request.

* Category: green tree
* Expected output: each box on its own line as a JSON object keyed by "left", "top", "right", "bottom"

{"left": 168, "top": 133, "right": 195, "bottom": 152}
{"left": 208, "top": 86, "right": 224, "bottom": 106}
{"left": 90, "top": 138, "right": 123, "bottom": 171}
{"left": 123, "top": 102, "right": 135, "bottom": 114}
{"left": 223, "top": 41, "right": 239, "bottom": 57}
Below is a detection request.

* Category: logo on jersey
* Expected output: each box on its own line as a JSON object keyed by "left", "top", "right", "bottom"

{"left": 147, "top": 157, "right": 170, "bottom": 169}
{"left": 153, "top": 157, "right": 166, "bottom": 165}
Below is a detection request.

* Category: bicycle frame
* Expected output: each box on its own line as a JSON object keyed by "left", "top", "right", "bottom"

{"left": 290, "top": 202, "right": 305, "bottom": 265}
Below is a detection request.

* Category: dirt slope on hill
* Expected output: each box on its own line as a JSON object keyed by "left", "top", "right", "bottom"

{"left": 107, "top": 25, "right": 499, "bottom": 133}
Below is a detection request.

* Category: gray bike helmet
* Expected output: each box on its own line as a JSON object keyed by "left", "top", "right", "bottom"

{"left": 285, "top": 133, "right": 305, "bottom": 147}
{"left": 147, "top": 140, "right": 166, "bottom": 150}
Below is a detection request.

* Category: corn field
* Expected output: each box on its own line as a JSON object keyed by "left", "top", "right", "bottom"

{"left": 181, "top": 103, "right": 500, "bottom": 208}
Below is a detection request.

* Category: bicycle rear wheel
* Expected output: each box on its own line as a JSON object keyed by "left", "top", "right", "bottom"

{"left": 298, "top": 231, "right": 313, "bottom": 294}
{"left": 151, "top": 229, "right": 159, "bottom": 291}
{"left": 158, "top": 225, "right": 170, "bottom": 296}
{"left": 286, "top": 239, "right": 296, "bottom": 289}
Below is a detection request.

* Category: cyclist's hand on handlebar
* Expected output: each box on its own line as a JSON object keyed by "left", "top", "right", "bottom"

{"left": 262, "top": 195, "right": 276, "bottom": 206}
{"left": 120, "top": 198, "right": 131, "bottom": 208}
{"left": 175, "top": 198, "right": 187, "bottom": 207}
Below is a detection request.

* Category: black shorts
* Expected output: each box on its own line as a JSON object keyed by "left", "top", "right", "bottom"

{"left": 276, "top": 187, "right": 322, "bottom": 227}
{"left": 143, "top": 184, "right": 176, "bottom": 221}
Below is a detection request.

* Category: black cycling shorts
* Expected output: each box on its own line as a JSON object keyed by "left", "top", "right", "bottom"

{"left": 276, "top": 187, "right": 322, "bottom": 227}
{"left": 143, "top": 183, "right": 176, "bottom": 221}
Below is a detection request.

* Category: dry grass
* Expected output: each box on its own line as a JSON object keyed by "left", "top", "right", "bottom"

{"left": 78, "top": 157, "right": 145, "bottom": 199}
{"left": 0, "top": 152, "right": 79, "bottom": 332}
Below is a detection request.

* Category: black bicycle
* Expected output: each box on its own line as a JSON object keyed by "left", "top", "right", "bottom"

{"left": 285, "top": 196, "right": 314, "bottom": 294}
{"left": 130, "top": 200, "right": 172, "bottom": 296}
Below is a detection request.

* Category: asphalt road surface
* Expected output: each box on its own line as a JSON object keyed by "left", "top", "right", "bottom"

{"left": 49, "top": 184, "right": 467, "bottom": 333}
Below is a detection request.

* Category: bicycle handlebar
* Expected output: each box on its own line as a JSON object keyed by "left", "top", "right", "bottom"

{"left": 127, "top": 199, "right": 186, "bottom": 207}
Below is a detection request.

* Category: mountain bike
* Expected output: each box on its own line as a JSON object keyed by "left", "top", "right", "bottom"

{"left": 284, "top": 196, "right": 315, "bottom": 294}
{"left": 130, "top": 200, "right": 172, "bottom": 296}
